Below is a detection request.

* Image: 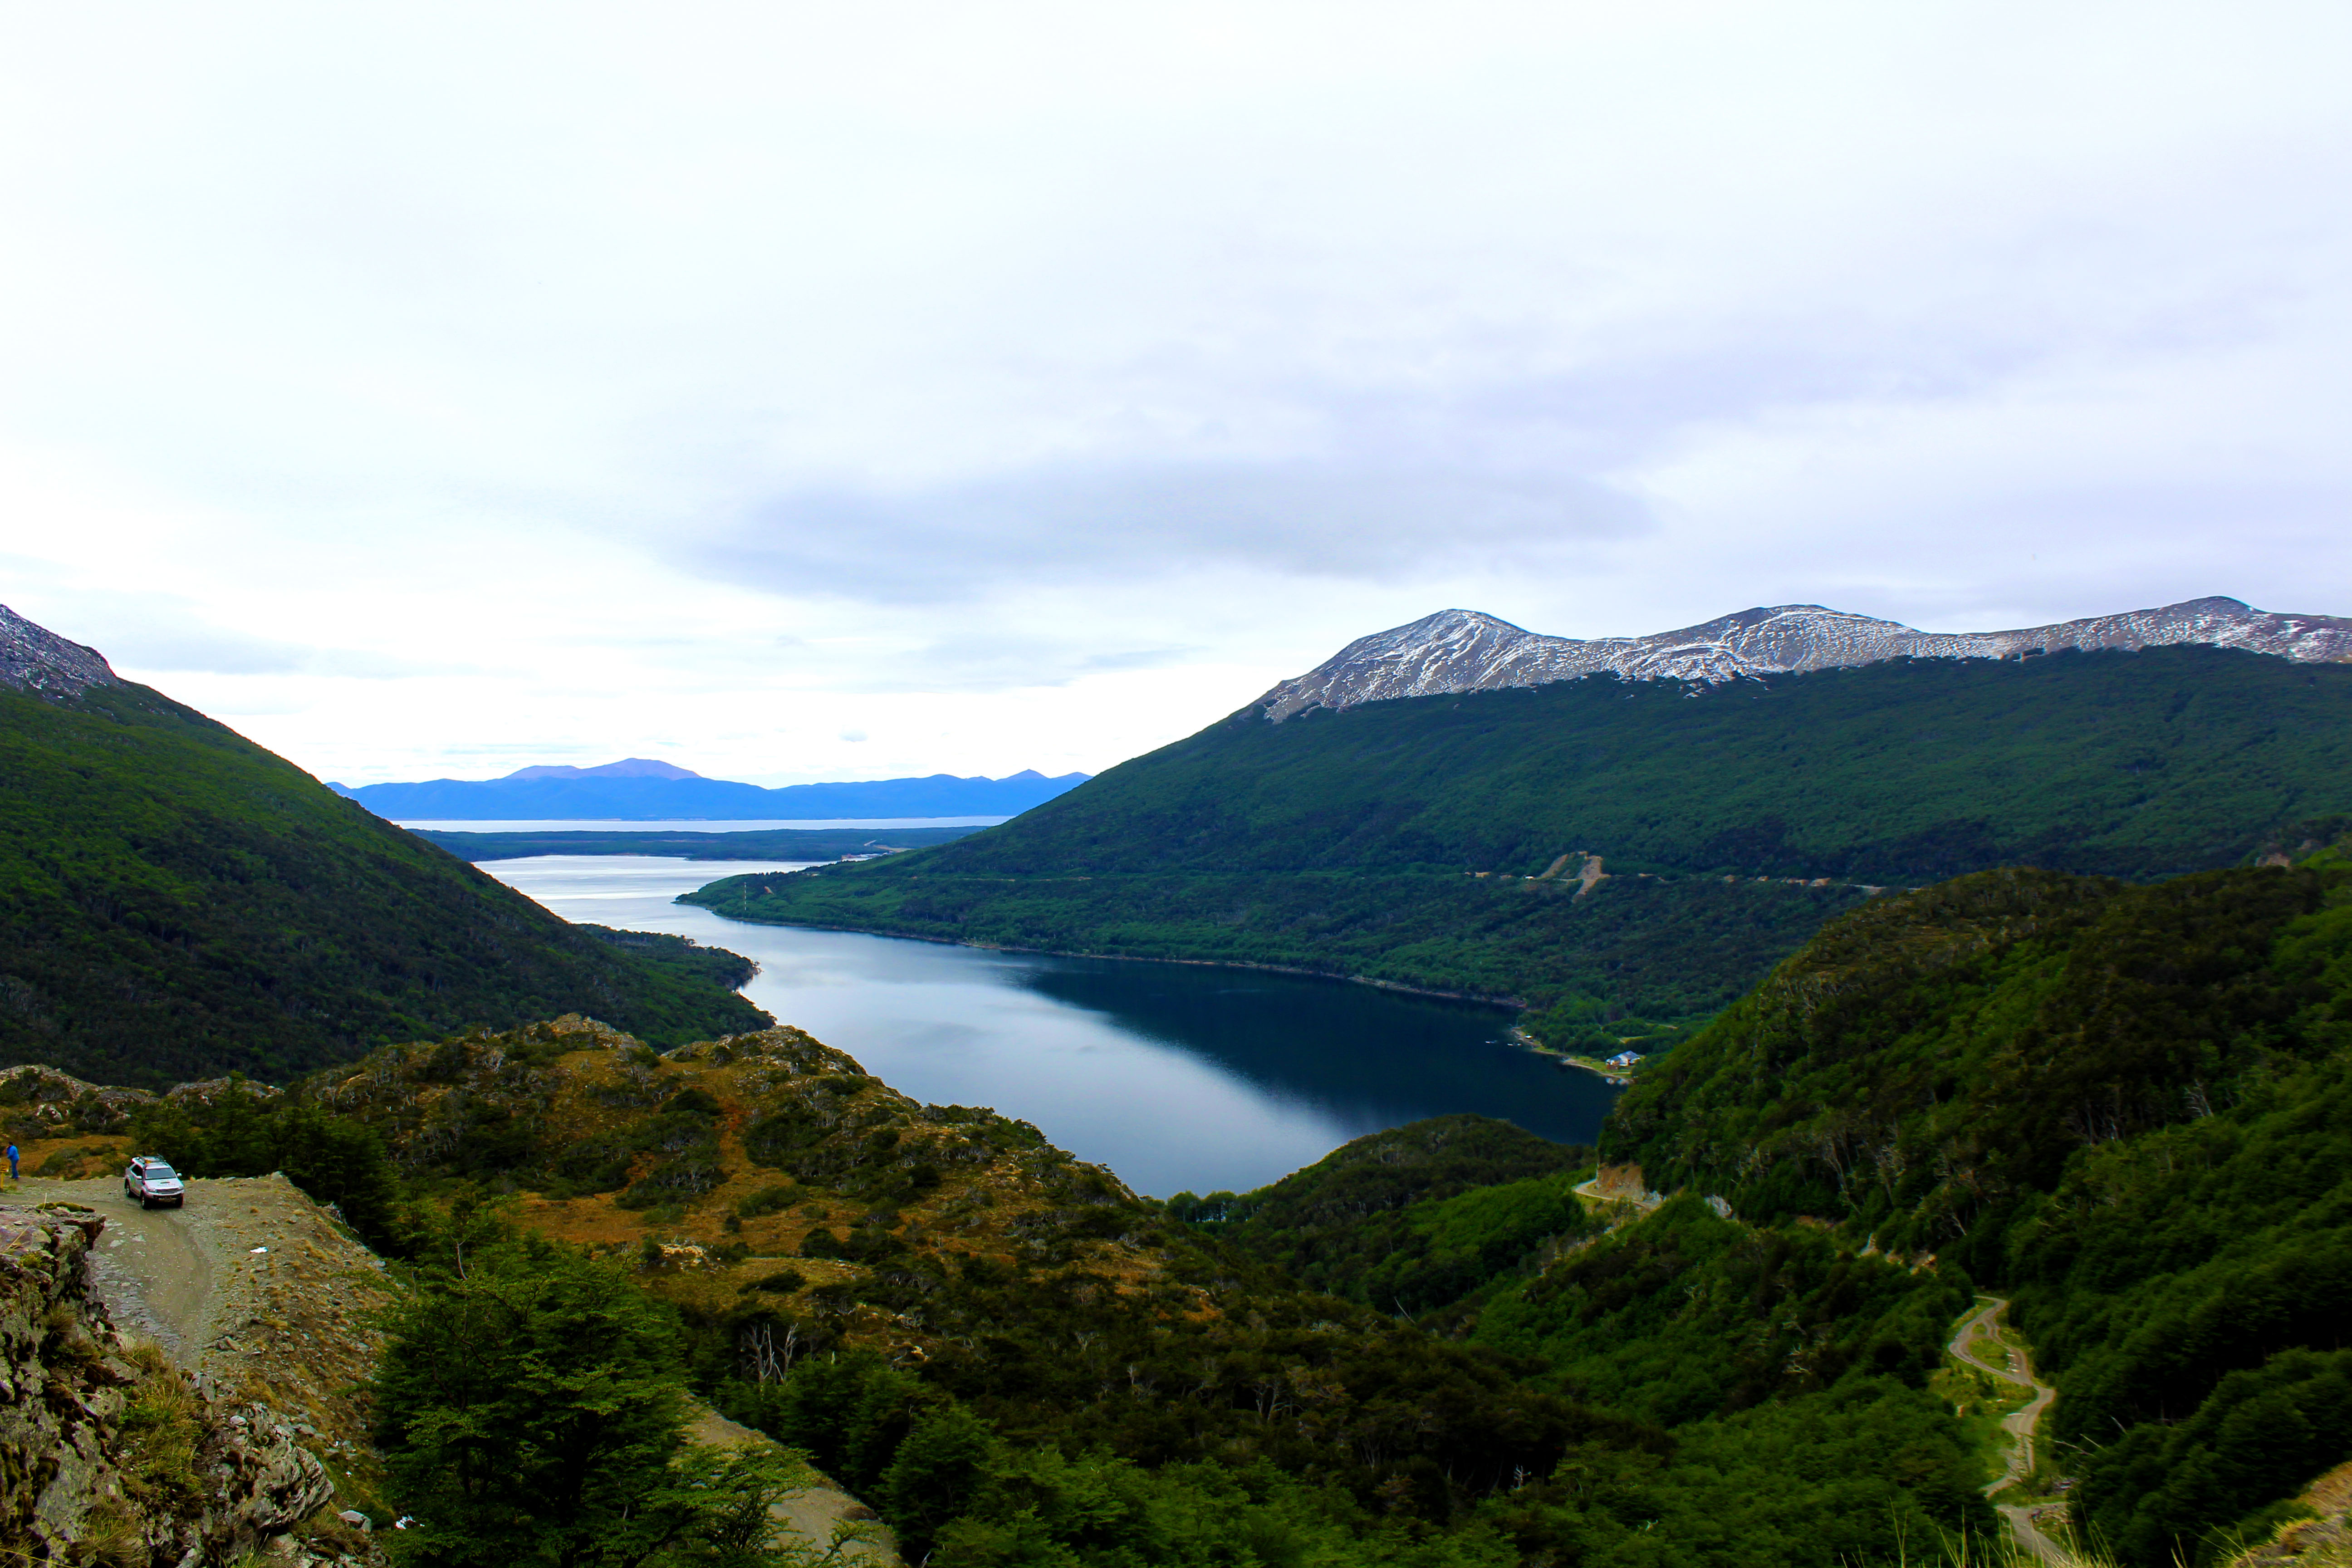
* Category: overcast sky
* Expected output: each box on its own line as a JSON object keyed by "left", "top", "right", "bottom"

{"left": 3, "top": 3, "right": 2347, "bottom": 787}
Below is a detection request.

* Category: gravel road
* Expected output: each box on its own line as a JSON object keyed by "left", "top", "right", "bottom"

{"left": 20, "top": 1174, "right": 233, "bottom": 1363}
{"left": 1948, "top": 1296, "right": 2064, "bottom": 1564}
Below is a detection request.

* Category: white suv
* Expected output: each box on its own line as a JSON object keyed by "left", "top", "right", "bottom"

{"left": 124, "top": 1156, "right": 186, "bottom": 1209}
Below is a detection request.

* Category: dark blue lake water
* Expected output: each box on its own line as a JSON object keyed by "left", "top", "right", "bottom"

{"left": 481, "top": 855, "right": 1620, "bottom": 1196}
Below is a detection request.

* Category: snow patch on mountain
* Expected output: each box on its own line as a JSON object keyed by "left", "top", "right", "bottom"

{"left": 1252, "top": 597, "right": 2352, "bottom": 722}
{"left": 0, "top": 603, "right": 119, "bottom": 700}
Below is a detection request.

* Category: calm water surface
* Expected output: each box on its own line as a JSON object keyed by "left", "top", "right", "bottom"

{"left": 401, "top": 816, "right": 1012, "bottom": 832}
{"left": 481, "top": 855, "right": 1620, "bottom": 1196}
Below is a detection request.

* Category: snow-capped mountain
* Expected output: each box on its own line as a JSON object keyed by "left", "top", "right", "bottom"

{"left": 0, "top": 603, "right": 119, "bottom": 700}
{"left": 1252, "top": 597, "right": 2352, "bottom": 722}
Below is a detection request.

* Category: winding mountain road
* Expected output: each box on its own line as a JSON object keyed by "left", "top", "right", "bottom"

{"left": 1947, "top": 1297, "right": 2063, "bottom": 1563}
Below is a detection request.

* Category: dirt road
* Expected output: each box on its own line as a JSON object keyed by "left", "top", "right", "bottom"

{"left": 19, "top": 1174, "right": 252, "bottom": 1366}
{"left": 688, "top": 1406, "right": 902, "bottom": 1568}
{"left": 11, "top": 1171, "right": 394, "bottom": 1460}
{"left": 1948, "top": 1296, "right": 2064, "bottom": 1563}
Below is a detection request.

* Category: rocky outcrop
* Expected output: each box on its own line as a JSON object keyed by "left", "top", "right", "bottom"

{"left": 1252, "top": 597, "right": 2352, "bottom": 720}
{"left": 0, "top": 1064, "right": 155, "bottom": 1142}
{"left": 0, "top": 1201, "right": 332, "bottom": 1564}
{"left": 0, "top": 603, "right": 118, "bottom": 701}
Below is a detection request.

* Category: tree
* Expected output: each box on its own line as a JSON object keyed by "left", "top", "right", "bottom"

{"left": 878, "top": 1405, "right": 993, "bottom": 1559}
{"left": 376, "top": 1207, "right": 805, "bottom": 1568}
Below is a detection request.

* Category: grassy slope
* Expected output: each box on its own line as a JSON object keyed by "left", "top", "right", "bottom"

{"left": 687, "top": 646, "right": 2352, "bottom": 1031}
{"left": 0, "top": 681, "right": 767, "bottom": 1086}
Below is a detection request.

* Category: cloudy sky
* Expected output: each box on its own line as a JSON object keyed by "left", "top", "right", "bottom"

{"left": 3, "top": 3, "right": 2346, "bottom": 787}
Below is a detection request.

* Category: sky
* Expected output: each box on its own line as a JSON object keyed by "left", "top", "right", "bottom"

{"left": 3, "top": 2, "right": 2347, "bottom": 788}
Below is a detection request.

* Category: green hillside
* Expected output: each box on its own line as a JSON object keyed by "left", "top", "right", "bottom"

{"left": 1592, "top": 836, "right": 2352, "bottom": 1563}
{"left": 688, "top": 645, "right": 2352, "bottom": 1034}
{"left": 1134, "top": 831, "right": 2352, "bottom": 1564}
{"left": 1166, "top": 1113, "right": 1598, "bottom": 1313}
{"left": 0, "top": 679, "right": 768, "bottom": 1086}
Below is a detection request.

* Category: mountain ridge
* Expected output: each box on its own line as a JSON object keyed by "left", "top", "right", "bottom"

{"left": 501, "top": 756, "right": 706, "bottom": 781}
{"left": 1254, "top": 595, "right": 2352, "bottom": 721}
{"left": 332, "top": 766, "right": 1091, "bottom": 821}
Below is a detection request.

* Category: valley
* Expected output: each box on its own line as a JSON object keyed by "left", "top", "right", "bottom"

{"left": 5, "top": 597, "right": 2351, "bottom": 1567}
{"left": 10, "top": 816, "right": 2340, "bottom": 1564}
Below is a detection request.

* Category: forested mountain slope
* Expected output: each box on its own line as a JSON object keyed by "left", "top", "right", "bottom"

{"left": 692, "top": 643, "right": 2352, "bottom": 1034}
{"left": 1599, "top": 829, "right": 2352, "bottom": 1563}
{"left": 0, "top": 604, "right": 767, "bottom": 1086}
{"left": 1166, "top": 1114, "right": 1597, "bottom": 1314}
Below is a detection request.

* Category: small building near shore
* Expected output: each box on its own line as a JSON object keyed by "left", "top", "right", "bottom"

{"left": 1604, "top": 1050, "right": 1644, "bottom": 1070}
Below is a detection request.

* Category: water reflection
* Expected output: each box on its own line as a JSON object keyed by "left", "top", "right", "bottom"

{"left": 478, "top": 855, "right": 1619, "bottom": 1196}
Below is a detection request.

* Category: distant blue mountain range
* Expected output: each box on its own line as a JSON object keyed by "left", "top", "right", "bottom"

{"left": 326, "top": 759, "right": 1091, "bottom": 820}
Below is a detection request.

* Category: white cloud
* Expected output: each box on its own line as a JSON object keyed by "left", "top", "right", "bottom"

{"left": 0, "top": 1, "right": 2347, "bottom": 784}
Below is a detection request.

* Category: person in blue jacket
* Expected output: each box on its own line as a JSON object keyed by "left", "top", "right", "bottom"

{"left": 5, "top": 1143, "right": 17, "bottom": 1181}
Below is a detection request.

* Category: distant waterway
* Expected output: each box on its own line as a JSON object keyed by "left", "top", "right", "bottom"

{"left": 398, "top": 816, "right": 1012, "bottom": 832}
{"left": 479, "top": 855, "right": 1622, "bottom": 1196}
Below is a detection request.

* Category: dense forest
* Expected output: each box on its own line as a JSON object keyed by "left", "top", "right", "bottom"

{"left": 687, "top": 646, "right": 2352, "bottom": 1036}
{"left": 0, "top": 676, "right": 768, "bottom": 1086}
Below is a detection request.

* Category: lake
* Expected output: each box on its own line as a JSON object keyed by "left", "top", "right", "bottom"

{"left": 399, "top": 816, "right": 1013, "bottom": 831}
{"left": 479, "top": 855, "right": 1621, "bottom": 1196}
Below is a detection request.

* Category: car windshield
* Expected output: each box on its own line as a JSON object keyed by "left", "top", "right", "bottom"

{"left": 146, "top": 1164, "right": 177, "bottom": 1179}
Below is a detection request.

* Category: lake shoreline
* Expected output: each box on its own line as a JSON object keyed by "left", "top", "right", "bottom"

{"left": 471, "top": 854, "right": 1619, "bottom": 1192}
{"left": 687, "top": 904, "right": 1531, "bottom": 1013}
